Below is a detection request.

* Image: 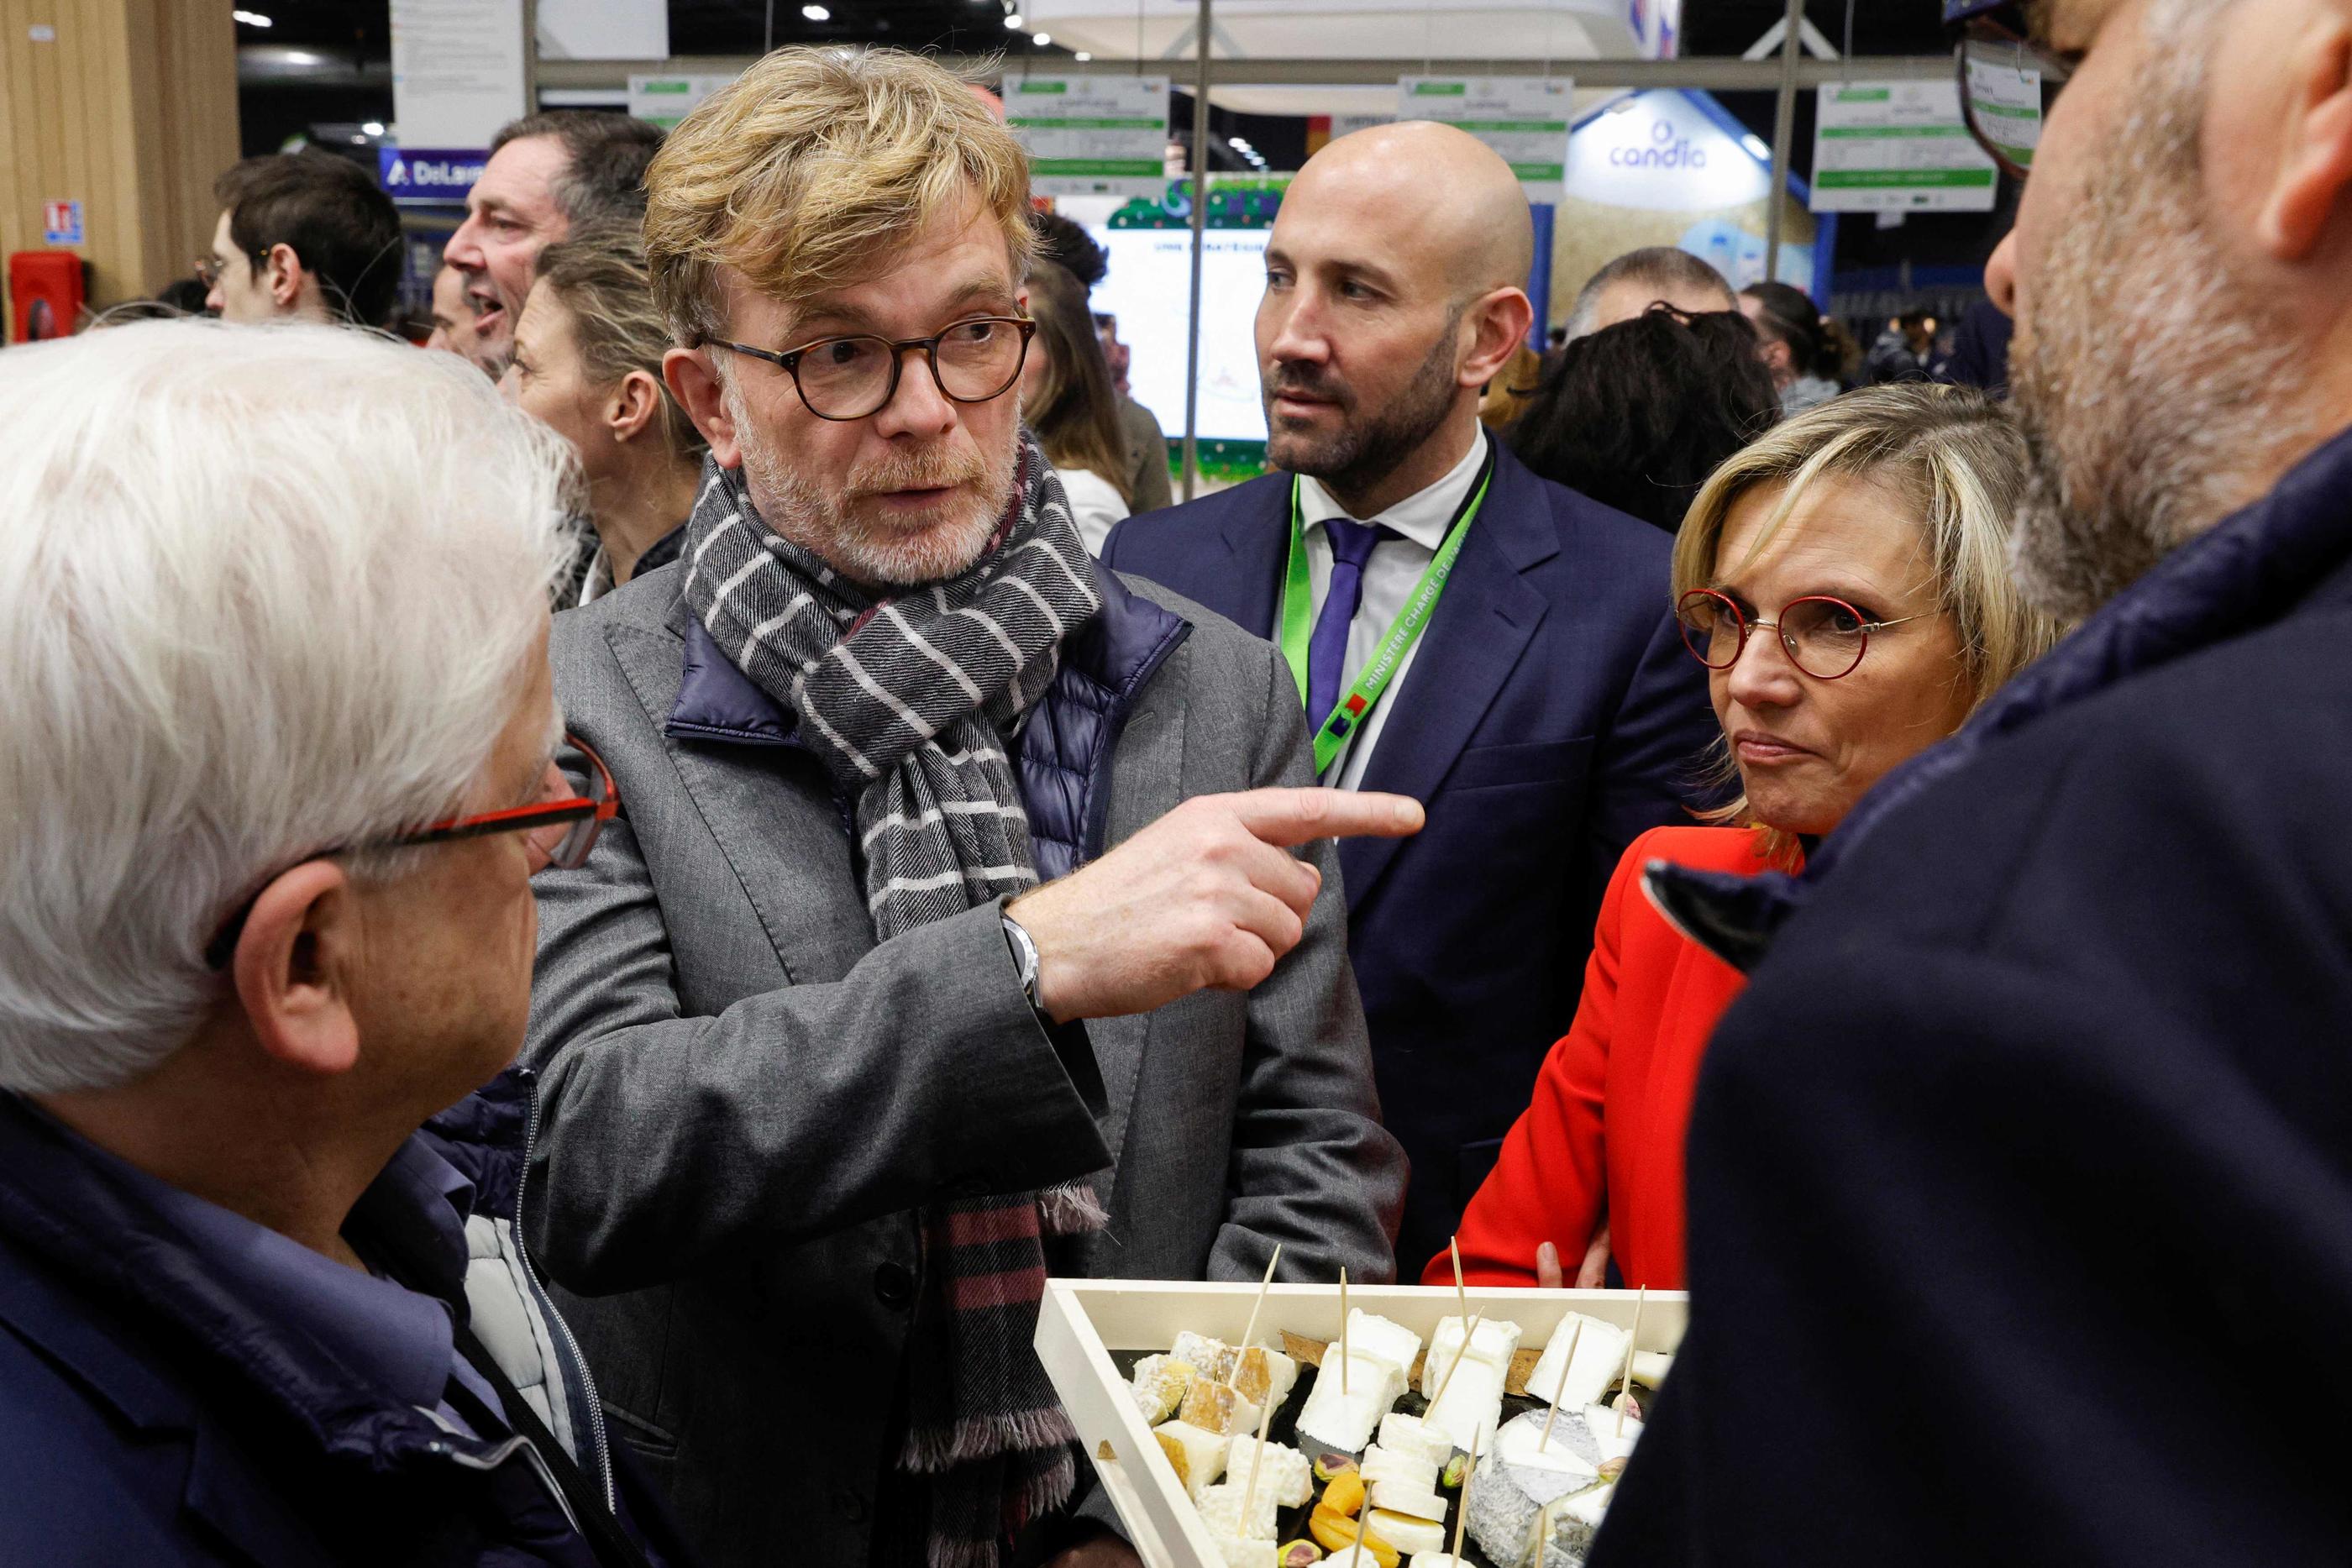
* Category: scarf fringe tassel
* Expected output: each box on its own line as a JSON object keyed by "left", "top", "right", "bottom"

{"left": 900, "top": 1408, "right": 1081, "bottom": 1473}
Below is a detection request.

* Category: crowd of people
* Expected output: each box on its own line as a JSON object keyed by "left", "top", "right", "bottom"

{"left": 5, "top": 0, "right": 2351, "bottom": 1562}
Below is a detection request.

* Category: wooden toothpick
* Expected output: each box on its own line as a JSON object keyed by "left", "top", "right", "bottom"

{"left": 1352, "top": 1497, "right": 1372, "bottom": 1560}
{"left": 1448, "top": 1235, "right": 1470, "bottom": 1335}
{"left": 1235, "top": 1244, "right": 1283, "bottom": 1362}
{"left": 1238, "top": 1352, "right": 1278, "bottom": 1538}
{"left": 1338, "top": 1266, "right": 1350, "bottom": 1396}
{"left": 1450, "top": 1423, "right": 1480, "bottom": 1560}
{"left": 1615, "top": 1287, "right": 1646, "bottom": 1437}
{"left": 1537, "top": 1317, "right": 1584, "bottom": 1452}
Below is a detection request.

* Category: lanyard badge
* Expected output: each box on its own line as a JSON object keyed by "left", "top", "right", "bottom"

{"left": 1277, "top": 444, "right": 1495, "bottom": 777}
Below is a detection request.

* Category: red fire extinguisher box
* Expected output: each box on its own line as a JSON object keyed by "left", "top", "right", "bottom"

{"left": 8, "top": 251, "right": 87, "bottom": 342}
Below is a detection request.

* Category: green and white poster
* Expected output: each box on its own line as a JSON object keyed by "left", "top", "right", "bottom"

{"left": 626, "top": 73, "right": 735, "bottom": 131}
{"left": 1810, "top": 80, "right": 1998, "bottom": 213}
{"left": 1395, "top": 76, "right": 1575, "bottom": 200}
{"left": 1006, "top": 76, "right": 1171, "bottom": 199}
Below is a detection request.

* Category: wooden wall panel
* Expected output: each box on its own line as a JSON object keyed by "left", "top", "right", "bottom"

{"left": 0, "top": 0, "right": 237, "bottom": 317}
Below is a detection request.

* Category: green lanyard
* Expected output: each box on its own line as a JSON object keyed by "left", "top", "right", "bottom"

{"left": 1278, "top": 445, "right": 1494, "bottom": 777}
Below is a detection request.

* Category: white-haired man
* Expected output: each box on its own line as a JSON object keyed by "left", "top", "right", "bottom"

{"left": 0, "top": 320, "right": 684, "bottom": 1567}
{"left": 1599, "top": 0, "right": 2352, "bottom": 1561}
{"left": 523, "top": 45, "right": 1417, "bottom": 1568}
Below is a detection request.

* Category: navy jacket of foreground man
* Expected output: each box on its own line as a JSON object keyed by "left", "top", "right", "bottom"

{"left": 0, "top": 1067, "right": 688, "bottom": 1567}
{"left": 1105, "top": 440, "right": 1716, "bottom": 1265}
{"left": 1597, "top": 425, "right": 2352, "bottom": 1565}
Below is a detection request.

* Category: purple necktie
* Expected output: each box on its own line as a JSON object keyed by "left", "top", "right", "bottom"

{"left": 1306, "top": 518, "right": 1394, "bottom": 728}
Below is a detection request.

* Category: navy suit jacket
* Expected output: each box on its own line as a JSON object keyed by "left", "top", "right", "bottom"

{"left": 1102, "top": 439, "right": 1719, "bottom": 1269}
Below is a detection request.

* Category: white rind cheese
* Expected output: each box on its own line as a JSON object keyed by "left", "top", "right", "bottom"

{"left": 1367, "top": 1508, "right": 1447, "bottom": 1557}
{"left": 1378, "top": 1411, "right": 1457, "bottom": 1467}
{"left": 1418, "top": 1314, "right": 1523, "bottom": 1400}
{"left": 1525, "top": 1313, "right": 1631, "bottom": 1413}
{"left": 1152, "top": 1419, "right": 1229, "bottom": 1502}
{"left": 1224, "top": 1435, "right": 1315, "bottom": 1508}
{"left": 1295, "top": 1348, "right": 1407, "bottom": 1454}
{"left": 1196, "top": 1479, "right": 1280, "bottom": 1541}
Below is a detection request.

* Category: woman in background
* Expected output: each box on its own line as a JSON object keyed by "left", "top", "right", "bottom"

{"left": 1019, "top": 261, "right": 1135, "bottom": 551}
{"left": 1478, "top": 340, "right": 1546, "bottom": 432}
{"left": 1740, "top": 281, "right": 1849, "bottom": 416}
{"left": 1438, "top": 385, "right": 2061, "bottom": 1292}
{"left": 1509, "top": 307, "right": 1782, "bottom": 533}
{"left": 501, "top": 223, "right": 704, "bottom": 605}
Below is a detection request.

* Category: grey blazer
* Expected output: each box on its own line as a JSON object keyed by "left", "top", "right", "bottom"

{"left": 522, "top": 562, "right": 1406, "bottom": 1567}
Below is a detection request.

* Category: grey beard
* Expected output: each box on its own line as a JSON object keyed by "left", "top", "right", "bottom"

{"left": 2006, "top": 1, "right": 2313, "bottom": 623}
{"left": 727, "top": 382, "right": 1018, "bottom": 590}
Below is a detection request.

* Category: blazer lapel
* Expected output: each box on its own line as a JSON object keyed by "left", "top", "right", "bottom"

{"left": 1340, "top": 454, "right": 1556, "bottom": 910}
{"left": 606, "top": 615, "right": 872, "bottom": 984}
{"left": 1216, "top": 477, "right": 1293, "bottom": 640}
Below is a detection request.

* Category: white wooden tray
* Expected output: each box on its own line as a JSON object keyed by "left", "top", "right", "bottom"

{"left": 1036, "top": 1278, "right": 1688, "bottom": 1568}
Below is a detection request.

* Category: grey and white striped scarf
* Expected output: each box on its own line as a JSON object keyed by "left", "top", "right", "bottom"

{"left": 681, "top": 437, "right": 1105, "bottom": 1567}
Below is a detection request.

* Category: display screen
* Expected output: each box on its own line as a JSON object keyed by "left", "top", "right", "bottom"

{"left": 1087, "top": 226, "right": 1272, "bottom": 445}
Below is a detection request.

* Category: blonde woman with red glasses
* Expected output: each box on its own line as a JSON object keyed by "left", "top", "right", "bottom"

{"left": 1435, "top": 384, "right": 2061, "bottom": 1293}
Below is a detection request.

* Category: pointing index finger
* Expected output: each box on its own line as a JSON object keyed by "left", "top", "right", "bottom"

{"left": 1223, "top": 787, "right": 1425, "bottom": 848}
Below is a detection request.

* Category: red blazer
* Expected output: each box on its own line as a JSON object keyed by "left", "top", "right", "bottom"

{"left": 1427, "top": 826, "right": 1792, "bottom": 1292}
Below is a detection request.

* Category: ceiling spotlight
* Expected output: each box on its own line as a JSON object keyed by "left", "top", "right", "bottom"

{"left": 1032, "top": 30, "right": 1050, "bottom": 44}
{"left": 802, "top": 3, "right": 829, "bottom": 17}
{"left": 1074, "top": 50, "right": 1091, "bottom": 60}
{"left": 1227, "top": 136, "right": 1247, "bottom": 149}
{"left": 1004, "top": 12, "right": 1023, "bottom": 26}
{"left": 361, "top": 120, "right": 386, "bottom": 135}
{"left": 281, "top": 49, "right": 322, "bottom": 64}
{"left": 233, "top": 8, "right": 273, "bottom": 24}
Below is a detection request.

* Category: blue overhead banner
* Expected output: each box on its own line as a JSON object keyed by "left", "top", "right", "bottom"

{"left": 379, "top": 147, "right": 487, "bottom": 205}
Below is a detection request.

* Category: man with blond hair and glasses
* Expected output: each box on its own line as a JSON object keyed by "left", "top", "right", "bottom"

{"left": 1599, "top": 1, "right": 2352, "bottom": 1562}
{"left": 0, "top": 320, "right": 684, "bottom": 1566}
{"left": 521, "top": 47, "right": 1416, "bottom": 1568}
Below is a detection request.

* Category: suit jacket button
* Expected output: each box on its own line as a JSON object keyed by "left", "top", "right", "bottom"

{"left": 874, "top": 1261, "right": 915, "bottom": 1308}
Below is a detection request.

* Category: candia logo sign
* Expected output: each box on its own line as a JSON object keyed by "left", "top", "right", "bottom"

{"left": 1609, "top": 118, "right": 1709, "bottom": 170}
{"left": 1567, "top": 90, "right": 1769, "bottom": 212}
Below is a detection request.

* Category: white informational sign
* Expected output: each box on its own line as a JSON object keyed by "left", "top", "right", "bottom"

{"left": 1396, "top": 76, "right": 1575, "bottom": 200}
{"left": 1565, "top": 92, "right": 1769, "bottom": 213}
{"left": 627, "top": 73, "right": 737, "bottom": 130}
{"left": 1089, "top": 227, "right": 1271, "bottom": 443}
{"left": 1562, "top": 90, "right": 1812, "bottom": 293}
{"left": 538, "top": 0, "right": 668, "bottom": 60}
{"left": 390, "top": 0, "right": 528, "bottom": 149}
{"left": 1006, "top": 76, "right": 1172, "bottom": 199}
{"left": 1963, "top": 57, "right": 2044, "bottom": 170}
{"left": 1809, "top": 80, "right": 1998, "bottom": 213}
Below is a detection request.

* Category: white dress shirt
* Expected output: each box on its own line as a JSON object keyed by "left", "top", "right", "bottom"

{"left": 1294, "top": 430, "right": 1488, "bottom": 789}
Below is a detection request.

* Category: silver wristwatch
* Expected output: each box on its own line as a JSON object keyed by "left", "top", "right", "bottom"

{"left": 1001, "top": 914, "right": 1044, "bottom": 1012}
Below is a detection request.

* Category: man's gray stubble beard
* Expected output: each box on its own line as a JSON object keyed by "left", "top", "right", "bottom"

{"left": 2006, "top": 1, "right": 2315, "bottom": 623}
{"left": 727, "top": 375, "right": 1019, "bottom": 589}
